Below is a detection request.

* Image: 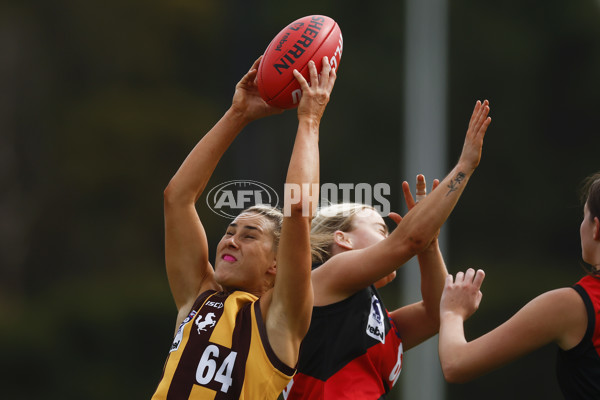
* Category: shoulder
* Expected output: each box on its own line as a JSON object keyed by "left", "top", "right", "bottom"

{"left": 528, "top": 288, "right": 584, "bottom": 317}
{"left": 534, "top": 288, "right": 587, "bottom": 350}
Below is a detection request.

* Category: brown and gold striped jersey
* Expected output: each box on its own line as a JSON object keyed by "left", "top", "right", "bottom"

{"left": 152, "top": 290, "right": 295, "bottom": 400}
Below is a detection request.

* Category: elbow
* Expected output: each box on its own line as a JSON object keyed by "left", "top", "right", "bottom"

{"left": 163, "top": 180, "right": 195, "bottom": 208}
{"left": 442, "top": 364, "right": 466, "bottom": 384}
{"left": 163, "top": 182, "right": 174, "bottom": 202}
{"left": 440, "top": 358, "right": 472, "bottom": 384}
{"left": 163, "top": 183, "right": 179, "bottom": 208}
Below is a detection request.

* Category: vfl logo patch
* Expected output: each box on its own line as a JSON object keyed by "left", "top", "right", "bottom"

{"left": 170, "top": 310, "right": 197, "bottom": 353}
{"left": 366, "top": 295, "right": 385, "bottom": 343}
{"left": 196, "top": 312, "right": 217, "bottom": 333}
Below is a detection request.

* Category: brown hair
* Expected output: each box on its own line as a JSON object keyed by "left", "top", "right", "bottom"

{"left": 581, "top": 172, "right": 600, "bottom": 222}
{"left": 580, "top": 172, "right": 600, "bottom": 276}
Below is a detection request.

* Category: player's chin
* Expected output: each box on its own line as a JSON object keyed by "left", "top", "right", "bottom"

{"left": 214, "top": 272, "right": 233, "bottom": 288}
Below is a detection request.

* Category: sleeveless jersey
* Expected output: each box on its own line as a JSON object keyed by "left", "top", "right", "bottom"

{"left": 152, "top": 290, "right": 295, "bottom": 400}
{"left": 283, "top": 285, "right": 403, "bottom": 399}
{"left": 556, "top": 275, "right": 600, "bottom": 399}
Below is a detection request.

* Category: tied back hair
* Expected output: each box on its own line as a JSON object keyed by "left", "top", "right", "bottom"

{"left": 241, "top": 205, "right": 283, "bottom": 250}
{"left": 310, "top": 203, "right": 376, "bottom": 264}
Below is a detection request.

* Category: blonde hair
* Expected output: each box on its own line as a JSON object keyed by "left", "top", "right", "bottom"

{"left": 310, "top": 203, "right": 376, "bottom": 263}
{"left": 239, "top": 205, "right": 284, "bottom": 249}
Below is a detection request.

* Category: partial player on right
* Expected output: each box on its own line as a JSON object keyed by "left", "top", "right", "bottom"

{"left": 439, "top": 172, "right": 600, "bottom": 399}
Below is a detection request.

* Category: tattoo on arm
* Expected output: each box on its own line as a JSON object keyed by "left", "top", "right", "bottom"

{"left": 446, "top": 172, "right": 466, "bottom": 196}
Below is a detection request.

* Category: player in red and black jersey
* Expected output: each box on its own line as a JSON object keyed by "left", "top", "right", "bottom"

{"left": 557, "top": 275, "right": 600, "bottom": 398}
{"left": 439, "top": 172, "right": 600, "bottom": 399}
{"left": 284, "top": 101, "right": 492, "bottom": 399}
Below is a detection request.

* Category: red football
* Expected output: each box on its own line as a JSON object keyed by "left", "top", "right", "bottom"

{"left": 257, "top": 15, "right": 343, "bottom": 109}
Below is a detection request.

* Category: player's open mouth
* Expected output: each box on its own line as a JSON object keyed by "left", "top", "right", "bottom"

{"left": 223, "top": 254, "right": 237, "bottom": 262}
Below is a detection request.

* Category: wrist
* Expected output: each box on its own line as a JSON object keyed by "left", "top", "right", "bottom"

{"left": 418, "top": 239, "right": 440, "bottom": 256}
{"left": 297, "top": 115, "right": 321, "bottom": 132}
{"left": 455, "top": 160, "right": 476, "bottom": 177}
{"left": 225, "top": 106, "right": 253, "bottom": 128}
{"left": 440, "top": 310, "right": 465, "bottom": 323}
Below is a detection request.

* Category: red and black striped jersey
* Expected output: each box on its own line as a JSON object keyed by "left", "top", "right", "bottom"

{"left": 557, "top": 275, "right": 600, "bottom": 399}
{"left": 283, "top": 285, "right": 403, "bottom": 399}
{"left": 152, "top": 290, "right": 295, "bottom": 400}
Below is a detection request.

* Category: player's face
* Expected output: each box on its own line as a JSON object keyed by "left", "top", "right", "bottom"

{"left": 345, "top": 208, "right": 389, "bottom": 250}
{"left": 214, "top": 212, "right": 277, "bottom": 295}
{"left": 343, "top": 208, "right": 396, "bottom": 287}
{"left": 580, "top": 202, "right": 596, "bottom": 265}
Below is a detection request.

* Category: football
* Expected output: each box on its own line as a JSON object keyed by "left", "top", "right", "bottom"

{"left": 257, "top": 15, "right": 343, "bottom": 109}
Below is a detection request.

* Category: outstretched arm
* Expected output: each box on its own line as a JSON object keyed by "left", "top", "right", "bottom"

{"left": 312, "top": 100, "right": 492, "bottom": 302}
{"left": 438, "top": 269, "right": 587, "bottom": 383}
{"left": 163, "top": 57, "right": 283, "bottom": 328}
{"left": 264, "top": 57, "right": 337, "bottom": 367}
{"left": 390, "top": 175, "right": 448, "bottom": 350}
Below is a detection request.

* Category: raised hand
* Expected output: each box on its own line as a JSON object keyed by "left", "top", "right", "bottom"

{"left": 231, "top": 56, "right": 284, "bottom": 122}
{"left": 440, "top": 268, "right": 485, "bottom": 321}
{"left": 293, "top": 56, "right": 337, "bottom": 123}
{"left": 458, "top": 100, "right": 491, "bottom": 172}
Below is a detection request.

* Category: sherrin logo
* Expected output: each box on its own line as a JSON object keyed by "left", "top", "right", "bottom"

{"left": 206, "top": 180, "right": 279, "bottom": 219}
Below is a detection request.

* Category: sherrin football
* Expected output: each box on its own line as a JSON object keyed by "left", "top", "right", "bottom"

{"left": 257, "top": 15, "right": 343, "bottom": 109}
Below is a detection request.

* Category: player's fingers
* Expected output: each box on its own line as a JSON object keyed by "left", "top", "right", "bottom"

{"left": 474, "top": 101, "right": 490, "bottom": 130}
{"left": 477, "top": 103, "right": 490, "bottom": 125}
{"left": 432, "top": 179, "right": 440, "bottom": 191}
{"left": 468, "top": 100, "right": 482, "bottom": 128}
{"left": 477, "top": 116, "right": 491, "bottom": 139}
{"left": 473, "top": 269, "right": 485, "bottom": 289}
{"left": 245, "top": 68, "right": 258, "bottom": 81}
{"left": 455, "top": 271, "right": 465, "bottom": 283}
{"left": 416, "top": 174, "right": 426, "bottom": 202}
{"left": 250, "top": 56, "right": 262, "bottom": 71}
{"left": 464, "top": 268, "right": 476, "bottom": 283}
{"left": 327, "top": 67, "right": 337, "bottom": 92}
{"left": 293, "top": 69, "right": 309, "bottom": 90}
{"left": 308, "top": 60, "right": 319, "bottom": 88}
{"left": 388, "top": 212, "right": 402, "bottom": 225}
{"left": 320, "top": 56, "right": 331, "bottom": 86}
{"left": 469, "top": 100, "right": 489, "bottom": 134}
{"left": 402, "top": 181, "right": 416, "bottom": 209}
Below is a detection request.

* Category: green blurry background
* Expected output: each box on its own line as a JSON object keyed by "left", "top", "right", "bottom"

{"left": 2, "top": 0, "right": 600, "bottom": 398}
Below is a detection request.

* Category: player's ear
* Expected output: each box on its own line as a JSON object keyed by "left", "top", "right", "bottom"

{"left": 593, "top": 217, "right": 600, "bottom": 240}
{"left": 333, "top": 230, "right": 353, "bottom": 250}
{"left": 267, "top": 254, "right": 277, "bottom": 275}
